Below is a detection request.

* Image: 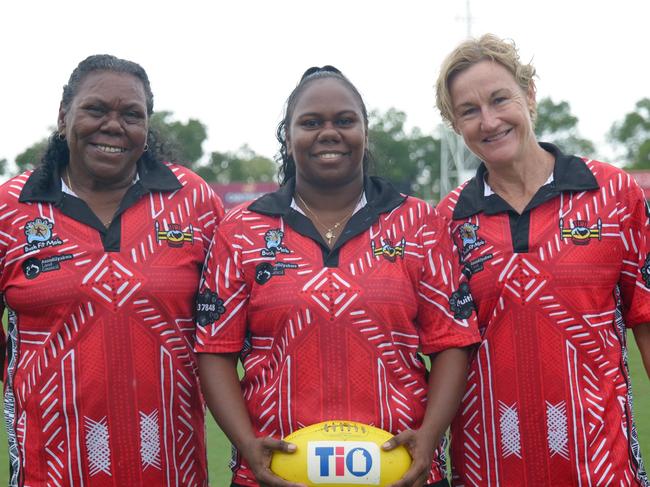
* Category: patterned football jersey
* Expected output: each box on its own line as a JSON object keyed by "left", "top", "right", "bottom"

{"left": 437, "top": 144, "right": 650, "bottom": 486}
{"left": 195, "top": 177, "right": 480, "bottom": 486}
{"left": 0, "top": 161, "right": 223, "bottom": 486}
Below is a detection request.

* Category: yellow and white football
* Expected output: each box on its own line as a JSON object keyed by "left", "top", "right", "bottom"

{"left": 270, "top": 420, "right": 412, "bottom": 486}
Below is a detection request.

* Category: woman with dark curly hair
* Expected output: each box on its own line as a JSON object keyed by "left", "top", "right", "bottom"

{"left": 0, "top": 54, "right": 223, "bottom": 485}
{"left": 195, "top": 65, "right": 480, "bottom": 487}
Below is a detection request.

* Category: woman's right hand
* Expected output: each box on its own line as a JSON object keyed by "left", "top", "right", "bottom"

{"left": 198, "top": 353, "right": 306, "bottom": 486}
{"left": 240, "top": 436, "right": 305, "bottom": 487}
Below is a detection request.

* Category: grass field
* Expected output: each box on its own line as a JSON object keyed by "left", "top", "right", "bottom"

{"left": 0, "top": 337, "right": 648, "bottom": 484}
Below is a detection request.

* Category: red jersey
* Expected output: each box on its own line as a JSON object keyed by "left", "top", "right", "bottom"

{"left": 438, "top": 144, "right": 650, "bottom": 486}
{"left": 0, "top": 161, "right": 223, "bottom": 486}
{"left": 195, "top": 177, "right": 480, "bottom": 486}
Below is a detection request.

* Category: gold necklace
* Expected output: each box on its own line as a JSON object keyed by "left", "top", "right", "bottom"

{"left": 65, "top": 168, "right": 113, "bottom": 228}
{"left": 295, "top": 192, "right": 362, "bottom": 246}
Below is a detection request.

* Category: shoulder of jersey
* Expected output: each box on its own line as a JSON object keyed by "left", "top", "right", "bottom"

{"left": 164, "top": 162, "right": 209, "bottom": 186}
{"left": 270, "top": 420, "right": 411, "bottom": 486}
{"left": 397, "top": 195, "right": 436, "bottom": 224}
{"left": 584, "top": 157, "right": 627, "bottom": 180}
{"left": 0, "top": 170, "right": 34, "bottom": 204}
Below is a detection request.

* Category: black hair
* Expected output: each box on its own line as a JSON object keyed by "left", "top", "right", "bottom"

{"left": 275, "top": 65, "right": 371, "bottom": 185}
{"left": 34, "top": 54, "right": 167, "bottom": 189}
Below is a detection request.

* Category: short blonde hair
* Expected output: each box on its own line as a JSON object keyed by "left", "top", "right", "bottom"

{"left": 435, "top": 33, "right": 537, "bottom": 127}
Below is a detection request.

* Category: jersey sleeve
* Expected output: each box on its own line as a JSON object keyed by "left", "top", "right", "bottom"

{"left": 192, "top": 175, "right": 225, "bottom": 252}
{"left": 0, "top": 179, "right": 10, "bottom": 377}
{"left": 416, "top": 207, "right": 481, "bottom": 354}
{"left": 195, "top": 213, "right": 250, "bottom": 354}
{"left": 619, "top": 174, "right": 650, "bottom": 327}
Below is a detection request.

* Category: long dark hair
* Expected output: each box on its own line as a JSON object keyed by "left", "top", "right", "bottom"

{"left": 33, "top": 54, "right": 169, "bottom": 189}
{"left": 275, "top": 65, "right": 371, "bottom": 185}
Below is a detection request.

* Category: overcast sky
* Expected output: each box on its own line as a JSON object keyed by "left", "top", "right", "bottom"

{"left": 1, "top": 0, "right": 648, "bottom": 171}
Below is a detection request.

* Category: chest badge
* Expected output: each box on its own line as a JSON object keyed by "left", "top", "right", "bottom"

{"left": 458, "top": 222, "right": 485, "bottom": 256}
{"left": 155, "top": 221, "right": 194, "bottom": 247}
{"left": 371, "top": 237, "right": 406, "bottom": 262}
{"left": 23, "top": 217, "right": 63, "bottom": 253}
{"left": 261, "top": 229, "right": 290, "bottom": 257}
{"left": 449, "top": 282, "right": 475, "bottom": 319}
{"left": 559, "top": 218, "right": 601, "bottom": 245}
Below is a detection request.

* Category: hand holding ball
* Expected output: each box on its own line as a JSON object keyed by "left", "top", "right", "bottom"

{"left": 270, "top": 420, "right": 412, "bottom": 486}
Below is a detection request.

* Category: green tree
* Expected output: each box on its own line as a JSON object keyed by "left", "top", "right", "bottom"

{"left": 368, "top": 108, "right": 441, "bottom": 201}
{"left": 198, "top": 145, "right": 276, "bottom": 183}
{"left": 149, "top": 111, "right": 208, "bottom": 167}
{"left": 15, "top": 138, "right": 48, "bottom": 173}
{"left": 609, "top": 98, "right": 650, "bottom": 169}
{"left": 535, "top": 97, "right": 595, "bottom": 156}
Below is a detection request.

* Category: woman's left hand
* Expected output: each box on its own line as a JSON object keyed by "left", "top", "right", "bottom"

{"left": 382, "top": 428, "right": 437, "bottom": 487}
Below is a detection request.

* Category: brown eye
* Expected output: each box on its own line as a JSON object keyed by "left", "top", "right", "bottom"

{"left": 85, "top": 106, "right": 105, "bottom": 117}
{"left": 300, "top": 119, "right": 320, "bottom": 128}
{"left": 124, "top": 110, "right": 145, "bottom": 124}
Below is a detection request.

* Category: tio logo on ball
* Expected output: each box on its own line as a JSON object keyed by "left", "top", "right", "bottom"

{"left": 307, "top": 441, "right": 380, "bottom": 484}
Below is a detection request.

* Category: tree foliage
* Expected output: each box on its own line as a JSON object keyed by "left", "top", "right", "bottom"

{"left": 197, "top": 145, "right": 277, "bottom": 183}
{"left": 608, "top": 98, "right": 650, "bottom": 169}
{"left": 0, "top": 158, "right": 7, "bottom": 177}
{"left": 368, "top": 108, "right": 441, "bottom": 201}
{"left": 535, "top": 97, "right": 595, "bottom": 156}
{"left": 15, "top": 138, "right": 48, "bottom": 173}
{"left": 149, "top": 111, "right": 207, "bottom": 166}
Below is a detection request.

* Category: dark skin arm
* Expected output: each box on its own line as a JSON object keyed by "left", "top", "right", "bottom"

{"left": 197, "top": 352, "right": 305, "bottom": 487}
{"left": 383, "top": 347, "right": 470, "bottom": 487}
{"left": 633, "top": 323, "right": 650, "bottom": 378}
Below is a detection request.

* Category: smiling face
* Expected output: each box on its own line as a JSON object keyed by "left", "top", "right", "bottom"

{"left": 58, "top": 70, "right": 148, "bottom": 186}
{"left": 287, "top": 78, "right": 367, "bottom": 189}
{"left": 450, "top": 60, "right": 537, "bottom": 168}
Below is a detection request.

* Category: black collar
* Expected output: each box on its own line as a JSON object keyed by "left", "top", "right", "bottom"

{"left": 248, "top": 176, "right": 406, "bottom": 264}
{"left": 249, "top": 175, "right": 405, "bottom": 217}
{"left": 452, "top": 143, "right": 599, "bottom": 219}
{"left": 19, "top": 158, "right": 182, "bottom": 204}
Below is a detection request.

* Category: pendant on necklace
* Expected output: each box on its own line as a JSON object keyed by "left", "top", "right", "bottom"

{"left": 325, "top": 230, "right": 334, "bottom": 243}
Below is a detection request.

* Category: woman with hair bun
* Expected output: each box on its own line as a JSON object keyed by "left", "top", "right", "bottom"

{"left": 196, "top": 65, "right": 480, "bottom": 487}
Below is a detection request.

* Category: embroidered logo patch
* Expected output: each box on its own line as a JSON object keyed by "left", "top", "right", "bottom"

{"left": 371, "top": 237, "right": 406, "bottom": 262}
{"left": 155, "top": 221, "right": 194, "bottom": 247}
{"left": 641, "top": 254, "right": 650, "bottom": 288}
{"left": 23, "top": 218, "right": 63, "bottom": 253}
{"left": 261, "top": 229, "right": 290, "bottom": 257}
{"left": 196, "top": 290, "right": 226, "bottom": 326}
{"left": 464, "top": 253, "right": 494, "bottom": 276}
{"left": 559, "top": 218, "right": 601, "bottom": 245}
{"left": 458, "top": 222, "right": 485, "bottom": 255}
{"left": 22, "top": 254, "right": 74, "bottom": 279}
{"left": 449, "top": 282, "right": 475, "bottom": 320}
{"left": 255, "top": 261, "right": 299, "bottom": 285}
